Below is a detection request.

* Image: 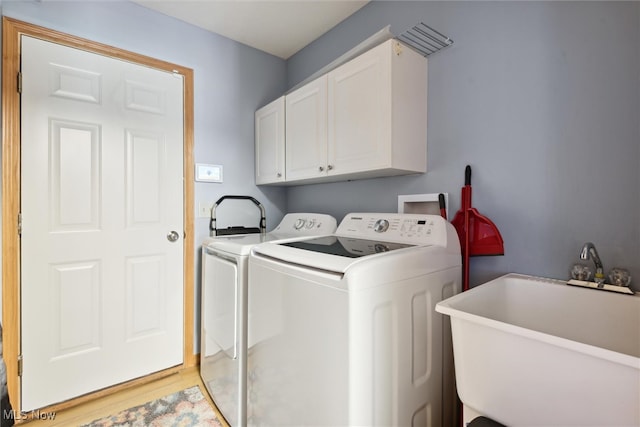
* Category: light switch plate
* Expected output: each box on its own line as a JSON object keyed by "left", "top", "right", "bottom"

{"left": 195, "top": 163, "right": 223, "bottom": 182}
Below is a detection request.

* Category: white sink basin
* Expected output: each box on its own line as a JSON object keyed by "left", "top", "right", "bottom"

{"left": 436, "top": 273, "right": 640, "bottom": 426}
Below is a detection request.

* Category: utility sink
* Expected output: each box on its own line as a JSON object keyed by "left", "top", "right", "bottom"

{"left": 436, "top": 273, "right": 640, "bottom": 426}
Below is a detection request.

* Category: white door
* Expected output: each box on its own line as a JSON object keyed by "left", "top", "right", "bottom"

{"left": 20, "top": 36, "right": 184, "bottom": 410}
{"left": 285, "top": 75, "right": 328, "bottom": 181}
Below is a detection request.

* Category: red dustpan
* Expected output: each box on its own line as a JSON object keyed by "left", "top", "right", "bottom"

{"left": 451, "top": 166, "right": 504, "bottom": 256}
{"left": 451, "top": 166, "right": 504, "bottom": 290}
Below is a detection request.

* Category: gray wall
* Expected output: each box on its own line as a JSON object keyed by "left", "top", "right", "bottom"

{"left": 1, "top": 0, "right": 638, "bottom": 352}
{"left": 285, "top": 1, "right": 640, "bottom": 290}
{"left": 0, "top": 0, "right": 288, "bottom": 348}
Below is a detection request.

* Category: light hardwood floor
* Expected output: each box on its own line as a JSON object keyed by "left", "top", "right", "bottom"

{"left": 21, "top": 367, "right": 228, "bottom": 426}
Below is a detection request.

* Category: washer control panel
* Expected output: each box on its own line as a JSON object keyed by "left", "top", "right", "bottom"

{"left": 373, "top": 219, "right": 390, "bottom": 233}
{"left": 337, "top": 213, "right": 448, "bottom": 245}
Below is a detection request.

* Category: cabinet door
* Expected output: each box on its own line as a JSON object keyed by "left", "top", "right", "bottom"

{"left": 255, "top": 96, "right": 285, "bottom": 184}
{"left": 328, "top": 42, "right": 392, "bottom": 175}
{"left": 285, "top": 75, "right": 328, "bottom": 181}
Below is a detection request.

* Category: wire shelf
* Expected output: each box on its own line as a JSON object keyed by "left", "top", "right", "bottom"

{"left": 397, "top": 22, "right": 453, "bottom": 57}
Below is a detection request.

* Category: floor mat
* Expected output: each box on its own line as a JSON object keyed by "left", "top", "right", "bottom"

{"left": 80, "top": 386, "right": 222, "bottom": 427}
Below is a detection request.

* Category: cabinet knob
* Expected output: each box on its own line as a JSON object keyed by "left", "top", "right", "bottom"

{"left": 277, "top": 172, "right": 282, "bottom": 178}
{"left": 327, "top": 164, "right": 334, "bottom": 171}
{"left": 318, "top": 166, "right": 324, "bottom": 172}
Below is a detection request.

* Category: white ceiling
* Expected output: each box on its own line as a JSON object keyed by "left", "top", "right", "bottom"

{"left": 132, "top": 0, "right": 370, "bottom": 59}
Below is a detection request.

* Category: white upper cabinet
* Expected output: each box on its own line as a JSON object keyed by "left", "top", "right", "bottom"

{"left": 285, "top": 75, "right": 328, "bottom": 181}
{"left": 255, "top": 39, "right": 427, "bottom": 186}
{"left": 328, "top": 40, "right": 393, "bottom": 178}
{"left": 255, "top": 96, "right": 285, "bottom": 185}
{"left": 327, "top": 39, "right": 427, "bottom": 181}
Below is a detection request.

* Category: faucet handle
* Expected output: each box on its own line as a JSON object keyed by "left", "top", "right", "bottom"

{"left": 608, "top": 268, "right": 632, "bottom": 287}
{"left": 571, "top": 264, "right": 592, "bottom": 281}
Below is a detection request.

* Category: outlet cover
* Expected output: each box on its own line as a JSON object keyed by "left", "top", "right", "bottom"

{"left": 198, "top": 202, "right": 214, "bottom": 218}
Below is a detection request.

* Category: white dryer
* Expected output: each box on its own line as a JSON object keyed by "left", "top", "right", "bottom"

{"left": 247, "top": 213, "right": 461, "bottom": 427}
{"left": 200, "top": 213, "right": 337, "bottom": 426}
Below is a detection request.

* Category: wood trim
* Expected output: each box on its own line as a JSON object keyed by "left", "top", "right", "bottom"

{"left": 1, "top": 17, "right": 196, "bottom": 413}
{"left": 2, "top": 14, "right": 23, "bottom": 419}
{"left": 182, "top": 67, "right": 197, "bottom": 368}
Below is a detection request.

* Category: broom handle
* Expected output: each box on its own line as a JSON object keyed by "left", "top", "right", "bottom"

{"left": 463, "top": 165, "right": 472, "bottom": 291}
{"left": 438, "top": 193, "right": 447, "bottom": 220}
{"left": 463, "top": 190, "right": 471, "bottom": 291}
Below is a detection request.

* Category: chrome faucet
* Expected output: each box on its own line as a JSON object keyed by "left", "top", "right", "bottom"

{"left": 580, "top": 242, "right": 605, "bottom": 284}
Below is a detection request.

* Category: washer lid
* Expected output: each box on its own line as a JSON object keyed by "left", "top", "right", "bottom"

{"left": 252, "top": 236, "right": 419, "bottom": 274}
{"left": 206, "top": 233, "right": 274, "bottom": 256}
{"left": 281, "top": 236, "right": 414, "bottom": 258}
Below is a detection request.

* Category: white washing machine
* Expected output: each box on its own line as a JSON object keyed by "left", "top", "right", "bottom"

{"left": 247, "top": 213, "right": 461, "bottom": 427}
{"left": 200, "top": 213, "right": 337, "bottom": 427}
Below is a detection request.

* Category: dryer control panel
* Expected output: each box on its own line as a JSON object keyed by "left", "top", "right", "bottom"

{"left": 337, "top": 213, "right": 450, "bottom": 246}
{"left": 271, "top": 213, "right": 337, "bottom": 236}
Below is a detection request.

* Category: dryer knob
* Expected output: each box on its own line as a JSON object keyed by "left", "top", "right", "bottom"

{"left": 373, "top": 219, "right": 390, "bottom": 233}
{"left": 294, "top": 219, "right": 306, "bottom": 230}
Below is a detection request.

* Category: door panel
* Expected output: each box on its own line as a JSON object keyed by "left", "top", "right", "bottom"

{"left": 50, "top": 120, "right": 101, "bottom": 230}
{"left": 126, "top": 255, "right": 166, "bottom": 339}
{"left": 126, "top": 130, "right": 163, "bottom": 225}
{"left": 20, "top": 35, "right": 184, "bottom": 410}
{"left": 254, "top": 96, "right": 285, "bottom": 184}
{"left": 52, "top": 261, "right": 101, "bottom": 357}
{"left": 327, "top": 43, "right": 392, "bottom": 173}
{"left": 285, "top": 75, "right": 327, "bottom": 181}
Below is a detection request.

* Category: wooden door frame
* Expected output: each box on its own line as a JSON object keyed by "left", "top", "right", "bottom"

{"left": 1, "top": 17, "right": 196, "bottom": 413}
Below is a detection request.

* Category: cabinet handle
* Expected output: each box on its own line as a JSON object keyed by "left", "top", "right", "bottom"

{"left": 327, "top": 165, "right": 334, "bottom": 171}
{"left": 318, "top": 166, "right": 324, "bottom": 172}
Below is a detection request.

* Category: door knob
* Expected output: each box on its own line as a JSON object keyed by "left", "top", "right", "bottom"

{"left": 167, "top": 231, "right": 180, "bottom": 242}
